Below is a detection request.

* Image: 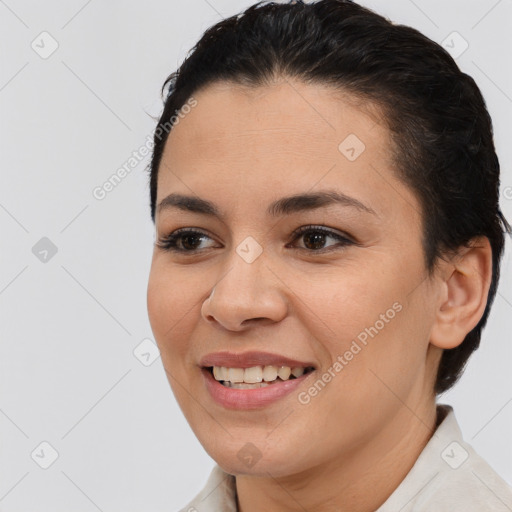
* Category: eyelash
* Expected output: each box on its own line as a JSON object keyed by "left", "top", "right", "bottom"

{"left": 155, "top": 225, "right": 355, "bottom": 255}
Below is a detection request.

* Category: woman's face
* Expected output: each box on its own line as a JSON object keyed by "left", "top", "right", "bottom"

{"left": 147, "top": 79, "right": 443, "bottom": 477}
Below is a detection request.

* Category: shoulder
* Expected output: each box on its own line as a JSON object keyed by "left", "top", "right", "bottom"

{"left": 178, "top": 464, "right": 237, "bottom": 512}
{"left": 377, "top": 404, "right": 512, "bottom": 512}
{"left": 422, "top": 443, "right": 512, "bottom": 511}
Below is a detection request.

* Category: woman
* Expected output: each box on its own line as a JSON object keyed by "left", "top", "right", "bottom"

{"left": 146, "top": 1, "right": 512, "bottom": 510}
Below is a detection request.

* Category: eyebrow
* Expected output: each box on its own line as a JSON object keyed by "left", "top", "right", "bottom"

{"left": 157, "top": 190, "right": 378, "bottom": 219}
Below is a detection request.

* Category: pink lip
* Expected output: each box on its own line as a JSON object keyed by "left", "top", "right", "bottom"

{"left": 201, "top": 367, "right": 315, "bottom": 410}
{"left": 199, "top": 350, "right": 316, "bottom": 369}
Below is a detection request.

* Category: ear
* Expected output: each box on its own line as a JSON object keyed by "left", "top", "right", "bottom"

{"left": 429, "top": 236, "right": 493, "bottom": 350}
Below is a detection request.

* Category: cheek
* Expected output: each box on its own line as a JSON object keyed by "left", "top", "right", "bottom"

{"left": 295, "top": 259, "right": 426, "bottom": 388}
{"left": 146, "top": 261, "right": 204, "bottom": 354}
{"left": 289, "top": 261, "right": 390, "bottom": 342}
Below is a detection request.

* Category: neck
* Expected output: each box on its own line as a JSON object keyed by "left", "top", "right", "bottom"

{"left": 235, "top": 399, "right": 438, "bottom": 512}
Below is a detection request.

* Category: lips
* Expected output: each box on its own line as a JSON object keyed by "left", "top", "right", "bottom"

{"left": 199, "top": 350, "right": 316, "bottom": 369}
{"left": 201, "top": 365, "right": 316, "bottom": 409}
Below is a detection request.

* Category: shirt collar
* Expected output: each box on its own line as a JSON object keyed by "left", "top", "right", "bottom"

{"left": 376, "top": 403, "right": 459, "bottom": 511}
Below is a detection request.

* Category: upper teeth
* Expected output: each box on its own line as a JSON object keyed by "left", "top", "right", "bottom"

{"left": 212, "top": 365, "right": 309, "bottom": 384}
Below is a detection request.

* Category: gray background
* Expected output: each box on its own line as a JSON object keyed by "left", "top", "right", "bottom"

{"left": 1, "top": 0, "right": 511, "bottom": 510}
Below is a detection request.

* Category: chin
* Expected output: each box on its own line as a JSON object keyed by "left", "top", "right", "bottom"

{"left": 216, "top": 456, "right": 296, "bottom": 478}
{"left": 204, "top": 439, "right": 311, "bottom": 478}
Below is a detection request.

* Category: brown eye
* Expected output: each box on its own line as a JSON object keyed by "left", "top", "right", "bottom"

{"left": 156, "top": 225, "right": 355, "bottom": 255}
{"left": 289, "top": 225, "right": 354, "bottom": 253}
{"left": 156, "top": 229, "right": 217, "bottom": 252}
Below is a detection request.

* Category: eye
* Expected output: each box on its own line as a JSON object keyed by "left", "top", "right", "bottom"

{"left": 156, "top": 225, "right": 355, "bottom": 255}
{"left": 155, "top": 228, "right": 218, "bottom": 253}
{"left": 287, "top": 225, "right": 355, "bottom": 253}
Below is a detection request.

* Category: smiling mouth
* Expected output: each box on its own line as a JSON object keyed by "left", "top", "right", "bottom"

{"left": 205, "top": 365, "right": 316, "bottom": 389}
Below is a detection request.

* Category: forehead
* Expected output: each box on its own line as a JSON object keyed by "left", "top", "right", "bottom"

{"left": 157, "top": 79, "right": 420, "bottom": 225}
{"left": 166, "top": 79, "right": 387, "bottom": 161}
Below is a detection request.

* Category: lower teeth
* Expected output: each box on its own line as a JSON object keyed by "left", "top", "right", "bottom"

{"left": 221, "top": 381, "right": 272, "bottom": 389}
{"left": 220, "top": 376, "right": 298, "bottom": 389}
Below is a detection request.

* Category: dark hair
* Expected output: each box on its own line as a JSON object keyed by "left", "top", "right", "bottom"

{"left": 147, "top": 0, "right": 511, "bottom": 394}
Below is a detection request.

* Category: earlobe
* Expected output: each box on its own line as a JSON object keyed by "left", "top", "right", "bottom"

{"left": 430, "top": 236, "right": 492, "bottom": 350}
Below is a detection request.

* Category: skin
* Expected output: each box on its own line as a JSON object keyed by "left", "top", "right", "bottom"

{"left": 146, "top": 78, "right": 492, "bottom": 512}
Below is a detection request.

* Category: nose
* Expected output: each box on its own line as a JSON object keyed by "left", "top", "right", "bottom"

{"left": 201, "top": 249, "right": 288, "bottom": 331}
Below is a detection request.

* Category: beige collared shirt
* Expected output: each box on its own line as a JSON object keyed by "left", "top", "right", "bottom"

{"left": 179, "top": 404, "right": 512, "bottom": 511}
